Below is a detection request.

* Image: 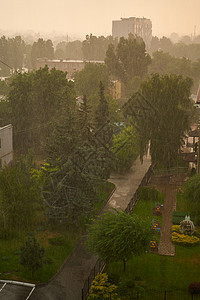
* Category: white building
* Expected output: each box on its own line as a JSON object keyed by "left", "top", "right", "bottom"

{"left": 112, "top": 17, "right": 152, "bottom": 47}
{"left": 0, "top": 124, "right": 13, "bottom": 167}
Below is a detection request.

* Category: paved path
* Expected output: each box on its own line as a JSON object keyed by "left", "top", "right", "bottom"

{"left": 30, "top": 154, "right": 152, "bottom": 300}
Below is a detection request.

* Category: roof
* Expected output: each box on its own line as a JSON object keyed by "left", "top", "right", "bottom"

{"left": 188, "top": 129, "right": 199, "bottom": 137}
{"left": 183, "top": 152, "right": 197, "bottom": 162}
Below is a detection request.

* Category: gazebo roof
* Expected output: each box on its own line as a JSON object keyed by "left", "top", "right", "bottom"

{"left": 183, "top": 152, "right": 197, "bottom": 162}
{"left": 188, "top": 129, "right": 199, "bottom": 137}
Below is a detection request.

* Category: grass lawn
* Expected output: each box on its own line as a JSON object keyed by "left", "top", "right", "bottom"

{"left": 0, "top": 182, "right": 115, "bottom": 283}
{"left": 105, "top": 184, "right": 200, "bottom": 294}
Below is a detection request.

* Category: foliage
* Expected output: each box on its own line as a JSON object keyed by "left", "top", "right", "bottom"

{"left": 188, "top": 282, "right": 200, "bottom": 294}
{"left": 123, "top": 74, "right": 193, "bottom": 168}
{"left": 171, "top": 225, "right": 181, "bottom": 233}
{"left": 105, "top": 35, "right": 151, "bottom": 84}
{"left": 82, "top": 34, "right": 118, "bottom": 61}
{"left": 172, "top": 211, "right": 195, "bottom": 225}
{"left": 74, "top": 62, "right": 110, "bottom": 98}
{"left": 171, "top": 232, "right": 200, "bottom": 246}
{"left": 112, "top": 125, "right": 140, "bottom": 172}
{"left": 20, "top": 235, "right": 45, "bottom": 277}
{"left": 0, "top": 36, "right": 25, "bottom": 76}
{"left": 88, "top": 273, "right": 119, "bottom": 300}
{"left": 86, "top": 210, "right": 151, "bottom": 271}
{"left": 138, "top": 186, "right": 164, "bottom": 203}
{"left": 31, "top": 38, "right": 54, "bottom": 68}
{"left": 8, "top": 66, "right": 72, "bottom": 153}
{"left": 182, "top": 174, "right": 200, "bottom": 224}
{"left": 0, "top": 153, "right": 38, "bottom": 237}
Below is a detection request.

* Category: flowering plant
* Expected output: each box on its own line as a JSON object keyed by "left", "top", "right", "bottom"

{"left": 172, "top": 232, "right": 200, "bottom": 246}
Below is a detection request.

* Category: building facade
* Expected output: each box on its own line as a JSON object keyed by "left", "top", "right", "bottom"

{"left": 0, "top": 124, "right": 13, "bottom": 167}
{"left": 36, "top": 59, "right": 104, "bottom": 79}
{"left": 112, "top": 17, "right": 152, "bottom": 47}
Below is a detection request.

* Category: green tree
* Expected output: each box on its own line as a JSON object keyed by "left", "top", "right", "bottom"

{"left": 112, "top": 125, "right": 140, "bottom": 172}
{"left": 123, "top": 74, "right": 193, "bottom": 168}
{"left": 105, "top": 35, "right": 151, "bottom": 84}
{"left": 0, "top": 154, "right": 37, "bottom": 237}
{"left": 86, "top": 210, "right": 151, "bottom": 271}
{"left": 31, "top": 38, "right": 54, "bottom": 69}
{"left": 88, "top": 273, "right": 119, "bottom": 300}
{"left": 82, "top": 34, "right": 117, "bottom": 61}
{"left": 74, "top": 62, "right": 110, "bottom": 98}
{"left": 20, "top": 235, "right": 44, "bottom": 277}
{"left": 8, "top": 66, "right": 71, "bottom": 153}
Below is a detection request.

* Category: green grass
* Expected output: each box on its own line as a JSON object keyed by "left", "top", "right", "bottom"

{"left": 105, "top": 184, "right": 200, "bottom": 294}
{"left": 0, "top": 181, "right": 115, "bottom": 283}
{"left": 106, "top": 244, "right": 200, "bottom": 291}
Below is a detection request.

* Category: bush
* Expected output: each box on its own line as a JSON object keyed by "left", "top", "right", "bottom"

{"left": 138, "top": 187, "right": 164, "bottom": 202}
{"left": 48, "top": 236, "right": 67, "bottom": 246}
{"left": 172, "top": 232, "right": 200, "bottom": 246}
{"left": 171, "top": 225, "right": 180, "bottom": 233}
{"left": 188, "top": 282, "right": 200, "bottom": 294}
{"left": 172, "top": 211, "right": 195, "bottom": 225}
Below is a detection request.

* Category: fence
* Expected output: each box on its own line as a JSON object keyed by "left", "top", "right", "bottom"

{"left": 123, "top": 290, "right": 200, "bottom": 299}
{"left": 81, "top": 163, "right": 154, "bottom": 300}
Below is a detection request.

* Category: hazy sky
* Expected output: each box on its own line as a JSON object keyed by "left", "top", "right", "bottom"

{"left": 1, "top": 0, "right": 200, "bottom": 38}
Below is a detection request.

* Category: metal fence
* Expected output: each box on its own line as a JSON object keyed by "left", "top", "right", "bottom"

{"left": 123, "top": 290, "right": 200, "bottom": 300}
{"left": 81, "top": 163, "right": 154, "bottom": 300}
{"left": 81, "top": 260, "right": 105, "bottom": 300}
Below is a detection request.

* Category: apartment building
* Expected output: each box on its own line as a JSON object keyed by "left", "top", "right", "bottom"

{"left": 112, "top": 17, "right": 152, "bottom": 47}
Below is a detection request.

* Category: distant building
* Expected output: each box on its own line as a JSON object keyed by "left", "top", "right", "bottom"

{"left": 36, "top": 59, "right": 104, "bottom": 79}
{"left": 110, "top": 80, "right": 121, "bottom": 100}
{"left": 112, "top": 17, "right": 152, "bottom": 47}
{"left": 0, "top": 124, "right": 13, "bottom": 167}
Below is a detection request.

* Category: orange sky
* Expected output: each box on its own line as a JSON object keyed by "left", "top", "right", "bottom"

{"left": 0, "top": 0, "right": 200, "bottom": 38}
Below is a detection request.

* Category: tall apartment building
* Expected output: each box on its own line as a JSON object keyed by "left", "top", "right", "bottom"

{"left": 112, "top": 17, "right": 152, "bottom": 47}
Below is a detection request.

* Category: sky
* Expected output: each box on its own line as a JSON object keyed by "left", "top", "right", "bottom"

{"left": 0, "top": 0, "right": 200, "bottom": 39}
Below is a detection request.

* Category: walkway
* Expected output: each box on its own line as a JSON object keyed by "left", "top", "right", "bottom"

{"left": 30, "top": 154, "right": 152, "bottom": 300}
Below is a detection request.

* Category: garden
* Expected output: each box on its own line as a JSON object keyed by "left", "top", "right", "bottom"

{"left": 87, "top": 174, "right": 200, "bottom": 299}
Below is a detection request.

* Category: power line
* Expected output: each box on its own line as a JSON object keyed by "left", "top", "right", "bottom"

{"left": 0, "top": 59, "right": 13, "bottom": 70}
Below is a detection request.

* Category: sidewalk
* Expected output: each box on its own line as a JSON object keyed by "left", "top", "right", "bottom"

{"left": 31, "top": 155, "right": 152, "bottom": 300}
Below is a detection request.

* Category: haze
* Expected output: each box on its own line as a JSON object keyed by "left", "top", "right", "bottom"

{"left": 0, "top": 0, "right": 200, "bottom": 38}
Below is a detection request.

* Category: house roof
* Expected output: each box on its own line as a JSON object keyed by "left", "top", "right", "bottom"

{"left": 188, "top": 129, "right": 199, "bottom": 137}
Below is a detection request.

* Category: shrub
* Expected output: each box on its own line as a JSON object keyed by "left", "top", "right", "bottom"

{"left": 188, "top": 282, "right": 200, "bottom": 294}
{"left": 171, "top": 225, "right": 180, "bottom": 233}
{"left": 48, "top": 236, "right": 67, "bottom": 246}
{"left": 172, "top": 232, "right": 200, "bottom": 246}
{"left": 172, "top": 211, "right": 195, "bottom": 225}
{"left": 88, "top": 273, "right": 119, "bottom": 300}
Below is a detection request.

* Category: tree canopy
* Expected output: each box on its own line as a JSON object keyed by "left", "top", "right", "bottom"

{"left": 86, "top": 210, "right": 151, "bottom": 271}
{"left": 123, "top": 74, "right": 193, "bottom": 168}
{"left": 105, "top": 35, "right": 151, "bottom": 84}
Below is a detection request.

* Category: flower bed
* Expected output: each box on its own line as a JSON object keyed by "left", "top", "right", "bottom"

{"left": 172, "top": 232, "right": 200, "bottom": 246}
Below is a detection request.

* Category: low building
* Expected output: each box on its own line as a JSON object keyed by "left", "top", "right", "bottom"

{"left": 36, "top": 58, "right": 104, "bottom": 79}
{"left": 0, "top": 124, "right": 13, "bottom": 167}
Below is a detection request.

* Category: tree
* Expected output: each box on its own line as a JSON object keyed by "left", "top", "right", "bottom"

{"left": 82, "top": 34, "right": 118, "bottom": 61}
{"left": 112, "top": 125, "right": 140, "bottom": 172}
{"left": 86, "top": 210, "right": 151, "bottom": 271}
{"left": 74, "top": 62, "right": 110, "bottom": 98}
{"left": 0, "top": 153, "right": 37, "bottom": 237}
{"left": 105, "top": 35, "right": 151, "bottom": 84}
{"left": 31, "top": 38, "right": 54, "bottom": 69}
{"left": 8, "top": 66, "right": 71, "bottom": 153}
{"left": 88, "top": 273, "right": 119, "bottom": 300}
{"left": 123, "top": 74, "right": 193, "bottom": 168}
{"left": 20, "top": 235, "right": 44, "bottom": 277}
